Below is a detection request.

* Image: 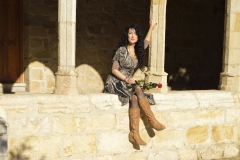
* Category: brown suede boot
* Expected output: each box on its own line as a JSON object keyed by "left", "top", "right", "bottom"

{"left": 129, "top": 108, "right": 146, "bottom": 145}
{"left": 139, "top": 97, "right": 165, "bottom": 131}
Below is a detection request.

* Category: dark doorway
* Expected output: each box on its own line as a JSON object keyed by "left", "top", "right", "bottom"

{"left": 165, "top": 0, "right": 225, "bottom": 90}
{"left": 0, "top": 0, "right": 23, "bottom": 83}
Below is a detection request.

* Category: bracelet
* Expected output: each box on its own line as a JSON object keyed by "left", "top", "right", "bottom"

{"left": 124, "top": 77, "right": 128, "bottom": 82}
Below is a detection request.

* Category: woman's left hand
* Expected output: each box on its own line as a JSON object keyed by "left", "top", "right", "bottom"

{"left": 149, "top": 18, "right": 157, "bottom": 30}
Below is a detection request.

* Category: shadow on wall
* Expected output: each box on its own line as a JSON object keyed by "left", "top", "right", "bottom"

{"left": 1, "top": 60, "right": 57, "bottom": 94}
{"left": 9, "top": 143, "right": 45, "bottom": 160}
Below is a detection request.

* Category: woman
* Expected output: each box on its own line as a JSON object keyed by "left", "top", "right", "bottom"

{"left": 104, "top": 19, "right": 165, "bottom": 145}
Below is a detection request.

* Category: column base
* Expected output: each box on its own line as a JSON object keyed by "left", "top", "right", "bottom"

{"left": 219, "top": 72, "right": 240, "bottom": 92}
{"left": 54, "top": 72, "right": 79, "bottom": 95}
{"left": 145, "top": 71, "right": 168, "bottom": 93}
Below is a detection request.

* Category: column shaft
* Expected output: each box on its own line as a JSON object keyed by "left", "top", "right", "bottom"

{"left": 219, "top": 0, "right": 240, "bottom": 91}
{"left": 54, "top": 0, "right": 78, "bottom": 94}
{"left": 146, "top": 0, "right": 168, "bottom": 92}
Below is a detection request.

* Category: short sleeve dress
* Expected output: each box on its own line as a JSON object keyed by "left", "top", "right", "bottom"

{"left": 104, "top": 46, "right": 155, "bottom": 106}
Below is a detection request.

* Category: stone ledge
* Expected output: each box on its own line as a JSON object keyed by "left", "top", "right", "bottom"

{"left": 0, "top": 90, "right": 237, "bottom": 112}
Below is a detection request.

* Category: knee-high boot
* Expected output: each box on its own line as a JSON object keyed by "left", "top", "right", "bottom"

{"left": 129, "top": 108, "right": 146, "bottom": 145}
{"left": 138, "top": 97, "right": 165, "bottom": 131}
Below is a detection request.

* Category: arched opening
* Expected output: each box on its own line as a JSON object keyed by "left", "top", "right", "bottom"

{"left": 165, "top": 0, "right": 225, "bottom": 90}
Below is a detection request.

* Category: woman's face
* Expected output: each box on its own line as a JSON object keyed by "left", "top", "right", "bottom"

{"left": 128, "top": 28, "right": 138, "bottom": 45}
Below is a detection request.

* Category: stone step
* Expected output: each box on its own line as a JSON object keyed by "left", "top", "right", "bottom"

{"left": 0, "top": 83, "right": 26, "bottom": 93}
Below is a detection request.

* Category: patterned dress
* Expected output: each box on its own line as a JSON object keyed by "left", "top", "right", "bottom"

{"left": 104, "top": 46, "right": 155, "bottom": 106}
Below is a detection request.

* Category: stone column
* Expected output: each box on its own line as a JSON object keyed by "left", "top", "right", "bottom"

{"left": 145, "top": 0, "right": 168, "bottom": 92}
{"left": 54, "top": 0, "right": 78, "bottom": 94}
{"left": 219, "top": 0, "right": 240, "bottom": 91}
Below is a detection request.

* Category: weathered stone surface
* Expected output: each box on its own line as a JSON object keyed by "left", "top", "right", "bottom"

{"left": 212, "top": 125, "right": 235, "bottom": 143}
{"left": 199, "top": 145, "right": 223, "bottom": 160}
{"left": 148, "top": 150, "right": 178, "bottom": 160}
{"left": 196, "top": 109, "right": 224, "bottom": 125}
{"left": 154, "top": 92, "right": 198, "bottom": 110}
{"left": 178, "top": 148, "right": 198, "bottom": 160}
{"left": 195, "top": 91, "right": 235, "bottom": 108}
{"left": 38, "top": 95, "right": 92, "bottom": 113}
{"left": 52, "top": 116, "right": 77, "bottom": 133}
{"left": 29, "top": 69, "right": 43, "bottom": 80}
{"left": 63, "top": 134, "right": 96, "bottom": 155}
{"left": 186, "top": 126, "right": 209, "bottom": 145}
{"left": 85, "top": 114, "right": 116, "bottom": 131}
{"left": 97, "top": 131, "right": 132, "bottom": 153}
{"left": 154, "top": 129, "right": 183, "bottom": 148}
{"left": 223, "top": 144, "right": 239, "bottom": 158}
{"left": 9, "top": 117, "right": 50, "bottom": 136}
{"left": 168, "top": 111, "right": 195, "bottom": 127}
{"left": 115, "top": 113, "right": 129, "bottom": 131}
{"left": 0, "top": 95, "right": 32, "bottom": 115}
{"left": 227, "top": 109, "right": 240, "bottom": 123}
{"left": 20, "top": 136, "right": 61, "bottom": 158}
{"left": 87, "top": 93, "right": 123, "bottom": 110}
{"left": 29, "top": 81, "right": 41, "bottom": 93}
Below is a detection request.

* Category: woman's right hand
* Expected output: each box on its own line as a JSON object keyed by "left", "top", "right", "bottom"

{"left": 126, "top": 78, "right": 136, "bottom": 84}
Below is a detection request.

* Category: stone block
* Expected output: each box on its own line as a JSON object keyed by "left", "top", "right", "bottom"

{"left": 148, "top": 150, "right": 178, "bottom": 160}
{"left": 212, "top": 125, "right": 235, "bottom": 143}
{"left": 87, "top": 93, "right": 122, "bottom": 110}
{"left": 52, "top": 116, "right": 77, "bottom": 133}
{"left": 229, "top": 32, "right": 240, "bottom": 48}
{"left": 29, "top": 81, "right": 41, "bottom": 93}
{"left": 30, "top": 69, "right": 44, "bottom": 80}
{"left": 168, "top": 111, "right": 195, "bottom": 127}
{"left": 223, "top": 144, "right": 239, "bottom": 158}
{"left": 227, "top": 109, "right": 240, "bottom": 123}
{"left": 63, "top": 134, "right": 96, "bottom": 155}
{"left": 153, "top": 92, "right": 198, "bottom": 110}
{"left": 125, "top": 152, "right": 145, "bottom": 160}
{"left": 186, "top": 126, "right": 209, "bottom": 145}
{"left": 38, "top": 95, "right": 92, "bottom": 114}
{"left": 8, "top": 117, "right": 50, "bottom": 136}
{"left": 154, "top": 129, "right": 184, "bottom": 148}
{"left": 115, "top": 113, "right": 129, "bottom": 131}
{"left": 195, "top": 91, "right": 235, "bottom": 108}
{"left": 198, "top": 145, "right": 223, "bottom": 160}
{"left": 0, "top": 95, "right": 32, "bottom": 109}
{"left": 97, "top": 131, "right": 132, "bottom": 153}
{"left": 75, "top": 118, "right": 86, "bottom": 132}
{"left": 86, "top": 114, "right": 116, "bottom": 132}
{"left": 178, "top": 148, "right": 198, "bottom": 160}
{"left": 196, "top": 109, "right": 224, "bottom": 125}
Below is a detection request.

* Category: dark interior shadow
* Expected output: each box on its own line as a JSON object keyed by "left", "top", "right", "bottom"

{"left": 1, "top": 83, "right": 15, "bottom": 94}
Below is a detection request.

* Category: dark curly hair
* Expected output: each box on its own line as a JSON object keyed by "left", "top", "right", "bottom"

{"left": 114, "top": 24, "right": 145, "bottom": 70}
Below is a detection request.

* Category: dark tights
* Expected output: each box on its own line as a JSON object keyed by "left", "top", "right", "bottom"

{"left": 130, "top": 85, "right": 145, "bottom": 108}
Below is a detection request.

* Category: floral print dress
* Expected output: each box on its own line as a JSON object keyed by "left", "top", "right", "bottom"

{"left": 104, "top": 46, "right": 155, "bottom": 106}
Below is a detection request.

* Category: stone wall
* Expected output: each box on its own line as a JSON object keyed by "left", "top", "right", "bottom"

{"left": 165, "top": 0, "right": 225, "bottom": 90}
{"left": 1, "top": 91, "right": 240, "bottom": 159}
